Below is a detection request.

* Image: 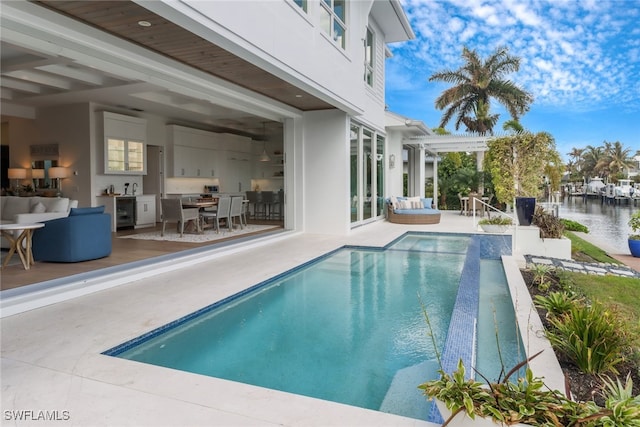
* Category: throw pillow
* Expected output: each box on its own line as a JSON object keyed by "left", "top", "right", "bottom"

{"left": 399, "top": 200, "right": 412, "bottom": 209}
{"left": 422, "top": 198, "right": 433, "bottom": 209}
{"left": 47, "top": 198, "right": 68, "bottom": 213}
{"left": 411, "top": 200, "right": 422, "bottom": 209}
{"left": 389, "top": 196, "right": 398, "bottom": 209}
{"left": 69, "top": 206, "right": 106, "bottom": 216}
{"left": 30, "top": 202, "right": 46, "bottom": 213}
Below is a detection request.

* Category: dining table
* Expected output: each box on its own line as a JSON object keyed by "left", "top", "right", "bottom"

{"left": 181, "top": 199, "right": 218, "bottom": 209}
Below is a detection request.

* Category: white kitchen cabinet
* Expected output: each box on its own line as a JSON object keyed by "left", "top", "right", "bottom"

{"left": 106, "top": 138, "right": 145, "bottom": 174}
{"left": 102, "top": 112, "right": 147, "bottom": 175}
{"left": 135, "top": 195, "right": 156, "bottom": 228}
{"left": 173, "top": 145, "right": 218, "bottom": 177}
{"left": 221, "top": 151, "right": 251, "bottom": 192}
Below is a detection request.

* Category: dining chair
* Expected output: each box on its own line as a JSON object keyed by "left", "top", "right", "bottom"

{"left": 229, "top": 196, "right": 244, "bottom": 230}
{"left": 245, "top": 191, "right": 261, "bottom": 219}
{"left": 260, "top": 191, "right": 275, "bottom": 220}
{"left": 457, "top": 192, "right": 465, "bottom": 215}
{"left": 201, "top": 196, "right": 231, "bottom": 233}
{"left": 160, "top": 198, "right": 201, "bottom": 237}
{"left": 467, "top": 193, "right": 484, "bottom": 217}
{"left": 276, "top": 189, "right": 284, "bottom": 220}
{"left": 241, "top": 199, "right": 249, "bottom": 227}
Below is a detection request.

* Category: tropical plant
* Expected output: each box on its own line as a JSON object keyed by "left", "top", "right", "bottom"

{"left": 534, "top": 291, "right": 579, "bottom": 317}
{"left": 581, "top": 144, "right": 607, "bottom": 179}
{"left": 598, "top": 374, "right": 640, "bottom": 426}
{"left": 484, "top": 131, "right": 559, "bottom": 205}
{"left": 429, "top": 46, "right": 533, "bottom": 135}
{"left": 629, "top": 211, "right": 640, "bottom": 240}
{"left": 437, "top": 152, "right": 480, "bottom": 208}
{"left": 419, "top": 356, "right": 640, "bottom": 426}
{"left": 502, "top": 119, "right": 524, "bottom": 134}
{"left": 567, "top": 147, "right": 584, "bottom": 180}
{"left": 418, "top": 296, "right": 640, "bottom": 426}
{"left": 532, "top": 206, "right": 565, "bottom": 239}
{"left": 604, "top": 141, "right": 635, "bottom": 178}
{"left": 545, "top": 302, "right": 628, "bottom": 374}
{"left": 529, "top": 263, "right": 554, "bottom": 292}
{"left": 543, "top": 148, "right": 564, "bottom": 194}
{"left": 478, "top": 216, "right": 513, "bottom": 225}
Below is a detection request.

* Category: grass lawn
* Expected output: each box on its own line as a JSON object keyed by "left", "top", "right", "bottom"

{"left": 565, "top": 272, "right": 640, "bottom": 345}
{"left": 562, "top": 231, "right": 640, "bottom": 349}
{"left": 564, "top": 230, "right": 622, "bottom": 264}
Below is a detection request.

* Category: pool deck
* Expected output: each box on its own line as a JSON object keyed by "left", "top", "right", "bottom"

{"left": 0, "top": 211, "right": 630, "bottom": 426}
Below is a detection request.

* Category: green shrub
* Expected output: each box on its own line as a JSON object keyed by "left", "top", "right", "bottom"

{"left": 598, "top": 374, "right": 640, "bottom": 426}
{"left": 546, "top": 303, "right": 628, "bottom": 374}
{"left": 561, "top": 218, "right": 589, "bottom": 233}
{"left": 534, "top": 291, "right": 579, "bottom": 317}
{"left": 532, "top": 206, "right": 564, "bottom": 238}
{"left": 529, "top": 264, "right": 553, "bottom": 292}
{"left": 478, "top": 216, "right": 513, "bottom": 225}
{"left": 419, "top": 357, "right": 640, "bottom": 426}
{"left": 629, "top": 211, "right": 640, "bottom": 240}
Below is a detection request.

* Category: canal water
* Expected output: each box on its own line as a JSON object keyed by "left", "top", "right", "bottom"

{"left": 558, "top": 196, "right": 639, "bottom": 255}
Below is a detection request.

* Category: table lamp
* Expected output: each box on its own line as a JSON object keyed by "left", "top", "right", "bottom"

{"left": 32, "top": 168, "right": 45, "bottom": 189}
{"left": 8, "top": 168, "right": 27, "bottom": 192}
{"left": 49, "top": 167, "right": 70, "bottom": 196}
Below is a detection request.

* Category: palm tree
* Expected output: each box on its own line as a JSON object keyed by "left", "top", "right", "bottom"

{"left": 461, "top": 99, "right": 499, "bottom": 135}
{"left": 604, "top": 141, "right": 635, "bottom": 178}
{"left": 581, "top": 145, "right": 605, "bottom": 178}
{"left": 429, "top": 46, "right": 533, "bottom": 135}
{"left": 566, "top": 147, "right": 584, "bottom": 180}
{"left": 502, "top": 119, "right": 524, "bottom": 134}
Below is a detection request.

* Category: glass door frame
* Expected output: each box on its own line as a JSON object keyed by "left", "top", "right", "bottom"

{"left": 350, "top": 120, "right": 385, "bottom": 227}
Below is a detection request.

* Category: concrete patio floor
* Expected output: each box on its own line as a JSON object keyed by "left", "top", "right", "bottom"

{"left": 0, "top": 211, "right": 625, "bottom": 426}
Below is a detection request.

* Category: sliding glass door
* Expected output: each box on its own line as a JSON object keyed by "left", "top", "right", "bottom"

{"left": 350, "top": 121, "right": 385, "bottom": 226}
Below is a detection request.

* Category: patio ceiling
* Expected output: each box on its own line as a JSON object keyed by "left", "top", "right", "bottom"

{"left": 404, "top": 134, "right": 496, "bottom": 153}
{"left": 2, "top": 1, "right": 335, "bottom": 138}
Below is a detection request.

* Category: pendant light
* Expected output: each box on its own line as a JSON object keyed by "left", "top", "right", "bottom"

{"left": 259, "top": 122, "right": 271, "bottom": 162}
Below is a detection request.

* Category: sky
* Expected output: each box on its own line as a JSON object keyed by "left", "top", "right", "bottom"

{"left": 385, "top": 0, "right": 640, "bottom": 161}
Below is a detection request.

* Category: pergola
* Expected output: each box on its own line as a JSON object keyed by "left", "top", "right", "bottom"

{"left": 402, "top": 123, "right": 495, "bottom": 208}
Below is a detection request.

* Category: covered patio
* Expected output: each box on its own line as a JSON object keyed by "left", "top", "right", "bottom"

{"left": 399, "top": 120, "right": 494, "bottom": 207}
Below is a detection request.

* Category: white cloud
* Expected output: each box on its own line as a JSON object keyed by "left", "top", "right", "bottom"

{"left": 395, "top": 0, "right": 640, "bottom": 112}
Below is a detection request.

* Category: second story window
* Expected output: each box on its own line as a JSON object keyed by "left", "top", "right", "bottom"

{"left": 364, "top": 27, "right": 374, "bottom": 86}
{"left": 293, "top": 0, "right": 307, "bottom": 12}
{"left": 320, "top": 0, "right": 346, "bottom": 49}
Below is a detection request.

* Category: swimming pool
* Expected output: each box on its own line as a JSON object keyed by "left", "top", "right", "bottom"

{"left": 104, "top": 232, "right": 517, "bottom": 422}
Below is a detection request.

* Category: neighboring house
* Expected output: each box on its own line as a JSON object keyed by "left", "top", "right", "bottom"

{"left": 1, "top": 0, "right": 414, "bottom": 236}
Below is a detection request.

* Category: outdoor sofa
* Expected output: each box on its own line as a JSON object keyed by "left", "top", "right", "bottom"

{"left": 386, "top": 196, "right": 441, "bottom": 224}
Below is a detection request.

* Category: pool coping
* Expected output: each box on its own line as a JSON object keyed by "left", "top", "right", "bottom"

{"left": 0, "top": 223, "right": 565, "bottom": 426}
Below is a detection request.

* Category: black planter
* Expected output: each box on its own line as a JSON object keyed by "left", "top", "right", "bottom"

{"left": 515, "top": 197, "right": 536, "bottom": 226}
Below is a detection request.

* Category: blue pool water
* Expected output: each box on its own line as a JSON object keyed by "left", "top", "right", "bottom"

{"left": 105, "top": 233, "right": 517, "bottom": 421}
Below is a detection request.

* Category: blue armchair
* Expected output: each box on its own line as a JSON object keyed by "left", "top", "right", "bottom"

{"left": 32, "top": 206, "right": 112, "bottom": 262}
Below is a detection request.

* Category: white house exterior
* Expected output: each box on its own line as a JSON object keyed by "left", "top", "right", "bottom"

{"left": 1, "top": 0, "right": 414, "bottom": 236}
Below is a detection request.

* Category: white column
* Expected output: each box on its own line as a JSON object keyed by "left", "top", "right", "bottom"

{"left": 432, "top": 152, "right": 439, "bottom": 209}
{"left": 476, "top": 151, "right": 485, "bottom": 195}
{"left": 416, "top": 144, "right": 426, "bottom": 197}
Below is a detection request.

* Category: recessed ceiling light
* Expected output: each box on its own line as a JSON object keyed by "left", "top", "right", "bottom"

{"left": 138, "top": 20, "right": 152, "bottom": 27}
{"left": 295, "top": 94, "right": 303, "bottom": 98}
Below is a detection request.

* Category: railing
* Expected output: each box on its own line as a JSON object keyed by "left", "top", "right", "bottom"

{"left": 472, "top": 198, "right": 518, "bottom": 255}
